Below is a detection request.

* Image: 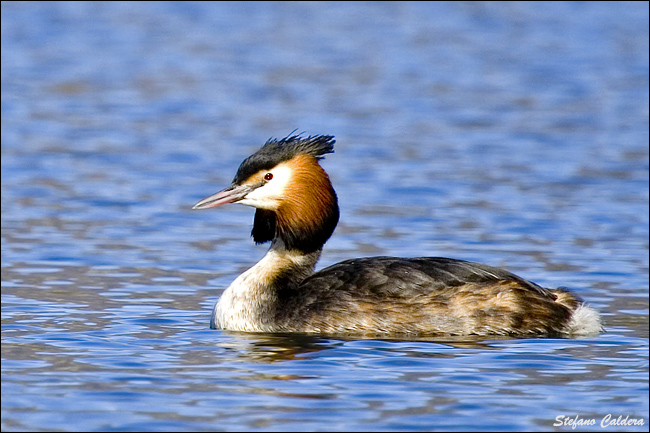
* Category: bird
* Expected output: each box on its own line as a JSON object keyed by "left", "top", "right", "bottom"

{"left": 193, "top": 134, "right": 602, "bottom": 337}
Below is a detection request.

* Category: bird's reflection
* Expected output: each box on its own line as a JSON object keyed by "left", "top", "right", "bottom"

{"left": 216, "top": 331, "right": 524, "bottom": 363}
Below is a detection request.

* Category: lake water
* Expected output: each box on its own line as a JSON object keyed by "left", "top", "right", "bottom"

{"left": 1, "top": 2, "right": 648, "bottom": 431}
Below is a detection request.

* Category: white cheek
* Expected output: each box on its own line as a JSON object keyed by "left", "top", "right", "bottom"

{"left": 239, "top": 165, "right": 292, "bottom": 209}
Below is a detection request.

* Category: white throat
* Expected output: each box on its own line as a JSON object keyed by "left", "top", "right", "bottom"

{"left": 211, "top": 245, "right": 321, "bottom": 332}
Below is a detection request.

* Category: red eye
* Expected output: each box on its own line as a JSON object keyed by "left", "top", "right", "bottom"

{"left": 264, "top": 173, "right": 273, "bottom": 181}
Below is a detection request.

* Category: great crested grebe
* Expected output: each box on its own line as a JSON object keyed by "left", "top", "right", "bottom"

{"left": 193, "top": 134, "right": 602, "bottom": 336}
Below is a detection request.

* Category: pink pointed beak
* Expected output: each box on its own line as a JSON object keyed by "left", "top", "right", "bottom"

{"left": 192, "top": 184, "right": 253, "bottom": 210}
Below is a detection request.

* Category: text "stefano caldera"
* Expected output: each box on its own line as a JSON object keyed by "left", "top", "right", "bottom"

{"left": 554, "top": 414, "right": 645, "bottom": 429}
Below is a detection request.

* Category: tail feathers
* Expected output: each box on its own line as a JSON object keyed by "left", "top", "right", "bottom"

{"left": 564, "top": 303, "right": 603, "bottom": 335}
{"left": 550, "top": 288, "right": 602, "bottom": 335}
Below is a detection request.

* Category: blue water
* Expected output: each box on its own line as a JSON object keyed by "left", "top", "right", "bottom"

{"left": 2, "top": 2, "right": 648, "bottom": 431}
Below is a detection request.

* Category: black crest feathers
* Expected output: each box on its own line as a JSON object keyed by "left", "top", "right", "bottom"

{"left": 233, "top": 134, "right": 335, "bottom": 185}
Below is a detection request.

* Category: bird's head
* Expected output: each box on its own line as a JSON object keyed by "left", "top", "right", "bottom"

{"left": 193, "top": 134, "right": 339, "bottom": 253}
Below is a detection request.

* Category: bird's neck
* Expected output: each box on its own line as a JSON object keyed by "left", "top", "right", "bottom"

{"left": 213, "top": 157, "right": 339, "bottom": 331}
{"left": 212, "top": 244, "right": 321, "bottom": 332}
